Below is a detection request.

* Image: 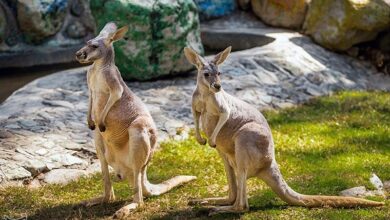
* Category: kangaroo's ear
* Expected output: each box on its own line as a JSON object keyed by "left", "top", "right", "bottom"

{"left": 212, "top": 46, "right": 231, "bottom": 65}
{"left": 184, "top": 47, "right": 206, "bottom": 68}
{"left": 110, "top": 26, "right": 128, "bottom": 42}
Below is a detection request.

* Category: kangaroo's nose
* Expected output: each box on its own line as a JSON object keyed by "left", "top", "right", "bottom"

{"left": 116, "top": 174, "right": 123, "bottom": 180}
{"left": 75, "top": 51, "right": 85, "bottom": 59}
{"left": 214, "top": 83, "right": 221, "bottom": 90}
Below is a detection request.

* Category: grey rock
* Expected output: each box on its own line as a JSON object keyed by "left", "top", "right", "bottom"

{"left": 49, "top": 154, "right": 86, "bottom": 167}
{"left": 370, "top": 173, "right": 383, "bottom": 190}
{"left": 2, "top": 165, "right": 31, "bottom": 180}
{"left": 0, "top": 129, "right": 13, "bottom": 138}
{"left": 66, "top": 21, "right": 87, "bottom": 39}
{"left": 24, "top": 159, "right": 47, "bottom": 176}
{"left": 4, "top": 124, "right": 21, "bottom": 129}
{"left": 339, "top": 186, "right": 385, "bottom": 198}
{"left": 339, "top": 186, "right": 368, "bottom": 197}
{"left": 42, "top": 100, "right": 74, "bottom": 109}
{"left": 35, "top": 148, "right": 48, "bottom": 156}
{"left": 43, "top": 168, "right": 87, "bottom": 185}
{"left": 19, "top": 119, "right": 38, "bottom": 128}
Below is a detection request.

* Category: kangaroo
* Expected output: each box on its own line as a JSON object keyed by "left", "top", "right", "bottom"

{"left": 75, "top": 22, "right": 196, "bottom": 219}
{"left": 184, "top": 46, "right": 384, "bottom": 214}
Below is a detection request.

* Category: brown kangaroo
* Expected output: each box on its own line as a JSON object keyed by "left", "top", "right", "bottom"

{"left": 184, "top": 46, "right": 384, "bottom": 214}
{"left": 75, "top": 22, "right": 196, "bottom": 219}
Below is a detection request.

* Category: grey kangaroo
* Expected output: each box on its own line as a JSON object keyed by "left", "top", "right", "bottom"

{"left": 184, "top": 46, "right": 384, "bottom": 214}
{"left": 75, "top": 22, "right": 196, "bottom": 219}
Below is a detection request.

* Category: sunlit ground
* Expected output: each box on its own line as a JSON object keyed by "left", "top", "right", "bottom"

{"left": 1, "top": 91, "right": 389, "bottom": 220}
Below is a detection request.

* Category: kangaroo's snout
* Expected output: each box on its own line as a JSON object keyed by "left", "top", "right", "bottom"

{"left": 211, "top": 82, "right": 221, "bottom": 92}
{"left": 75, "top": 50, "right": 86, "bottom": 60}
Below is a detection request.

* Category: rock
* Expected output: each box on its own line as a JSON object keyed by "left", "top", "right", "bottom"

{"left": 384, "top": 181, "right": 390, "bottom": 193}
{"left": 49, "top": 154, "right": 86, "bottom": 167}
{"left": 17, "top": 0, "right": 68, "bottom": 43}
{"left": 90, "top": 0, "right": 204, "bottom": 80}
{"left": 43, "top": 168, "right": 87, "bottom": 184}
{"left": 303, "top": 0, "right": 390, "bottom": 51}
{"left": 70, "top": 0, "right": 84, "bottom": 16}
{"left": 340, "top": 186, "right": 368, "bottom": 197}
{"left": 65, "top": 21, "right": 87, "bottom": 39}
{"left": 251, "top": 0, "right": 308, "bottom": 29}
{"left": 1, "top": 165, "right": 31, "bottom": 180}
{"left": 27, "top": 178, "right": 42, "bottom": 188}
{"left": 194, "top": 0, "right": 237, "bottom": 20}
{"left": 0, "top": 129, "right": 13, "bottom": 138}
{"left": 19, "top": 119, "right": 38, "bottom": 128}
{"left": 42, "top": 100, "right": 74, "bottom": 109}
{"left": 24, "top": 159, "right": 47, "bottom": 176}
{"left": 370, "top": 173, "right": 383, "bottom": 190}
{"left": 35, "top": 148, "right": 49, "bottom": 156}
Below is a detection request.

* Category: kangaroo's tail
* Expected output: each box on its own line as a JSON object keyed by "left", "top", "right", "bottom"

{"left": 259, "top": 162, "right": 384, "bottom": 208}
{"left": 143, "top": 175, "right": 196, "bottom": 196}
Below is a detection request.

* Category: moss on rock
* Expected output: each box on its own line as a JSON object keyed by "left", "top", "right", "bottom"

{"left": 90, "top": 0, "right": 203, "bottom": 81}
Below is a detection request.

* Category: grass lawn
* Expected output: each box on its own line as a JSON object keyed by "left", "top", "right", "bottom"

{"left": 0, "top": 91, "right": 389, "bottom": 220}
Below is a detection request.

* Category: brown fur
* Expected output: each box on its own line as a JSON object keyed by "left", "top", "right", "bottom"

{"left": 76, "top": 22, "right": 196, "bottom": 219}
{"left": 184, "top": 46, "right": 384, "bottom": 214}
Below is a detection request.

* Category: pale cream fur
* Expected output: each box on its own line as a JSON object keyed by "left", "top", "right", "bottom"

{"left": 75, "top": 22, "right": 196, "bottom": 219}
{"left": 184, "top": 46, "right": 384, "bottom": 214}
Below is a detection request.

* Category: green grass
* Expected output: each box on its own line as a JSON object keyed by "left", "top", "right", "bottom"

{"left": 1, "top": 91, "right": 389, "bottom": 219}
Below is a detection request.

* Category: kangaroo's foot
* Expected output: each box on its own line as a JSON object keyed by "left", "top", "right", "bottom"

{"left": 208, "top": 205, "right": 248, "bottom": 216}
{"left": 80, "top": 194, "right": 114, "bottom": 207}
{"left": 112, "top": 202, "right": 140, "bottom": 219}
{"left": 189, "top": 197, "right": 235, "bottom": 206}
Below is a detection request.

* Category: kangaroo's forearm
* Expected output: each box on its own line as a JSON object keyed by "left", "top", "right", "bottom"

{"left": 99, "top": 87, "right": 123, "bottom": 124}
{"left": 211, "top": 111, "right": 229, "bottom": 142}
{"left": 87, "top": 90, "right": 93, "bottom": 121}
{"left": 192, "top": 108, "right": 201, "bottom": 134}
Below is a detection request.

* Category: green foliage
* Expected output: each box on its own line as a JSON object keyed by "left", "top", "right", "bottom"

{"left": 0, "top": 91, "right": 389, "bottom": 219}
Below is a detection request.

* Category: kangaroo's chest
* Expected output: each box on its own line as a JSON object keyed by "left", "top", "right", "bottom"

{"left": 88, "top": 70, "right": 110, "bottom": 118}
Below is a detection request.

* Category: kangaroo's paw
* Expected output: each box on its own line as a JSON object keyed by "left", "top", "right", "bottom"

{"left": 98, "top": 123, "right": 106, "bottom": 132}
{"left": 80, "top": 195, "right": 111, "bottom": 207}
{"left": 208, "top": 205, "right": 248, "bottom": 216}
{"left": 87, "top": 120, "right": 95, "bottom": 130}
{"left": 112, "top": 202, "right": 139, "bottom": 219}
{"left": 189, "top": 197, "right": 235, "bottom": 206}
{"left": 196, "top": 136, "right": 207, "bottom": 145}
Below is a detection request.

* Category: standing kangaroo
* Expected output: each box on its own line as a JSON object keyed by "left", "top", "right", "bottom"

{"left": 184, "top": 46, "right": 384, "bottom": 214}
{"left": 75, "top": 22, "right": 196, "bottom": 219}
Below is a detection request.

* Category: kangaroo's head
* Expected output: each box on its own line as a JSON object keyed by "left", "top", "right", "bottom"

{"left": 75, "top": 22, "right": 128, "bottom": 64}
{"left": 184, "top": 46, "right": 231, "bottom": 93}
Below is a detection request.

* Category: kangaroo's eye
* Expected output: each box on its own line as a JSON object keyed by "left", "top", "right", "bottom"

{"left": 91, "top": 44, "right": 99, "bottom": 49}
{"left": 204, "top": 73, "right": 210, "bottom": 77}
{"left": 217, "top": 72, "right": 221, "bottom": 76}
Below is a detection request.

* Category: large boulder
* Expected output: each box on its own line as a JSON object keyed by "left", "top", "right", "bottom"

{"left": 90, "top": 0, "right": 203, "bottom": 81}
{"left": 17, "top": 0, "right": 68, "bottom": 44}
{"left": 303, "top": 0, "right": 390, "bottom": 51}
{"left": 194, "top": 0, "right": 237, "bottom": 20}
{"left": 251, "top": 0, "right": 309, "bottom": 29}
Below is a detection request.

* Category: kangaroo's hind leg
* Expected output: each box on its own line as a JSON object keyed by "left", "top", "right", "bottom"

{"left": 81, "top": 131, "right": 115, "bottom": 206}
{"left": 189, "top": 152, "right": 237, "bottom": 206}
{"left": 113, "top": 123, "right": 151, "bottom": 219}
{"left": 210, "top": 123, "right": 271, "bottom": 214}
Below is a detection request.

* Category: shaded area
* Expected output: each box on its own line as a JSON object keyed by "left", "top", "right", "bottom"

{"left": 0, "top": 63, "right": 83, "bottom": 103}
